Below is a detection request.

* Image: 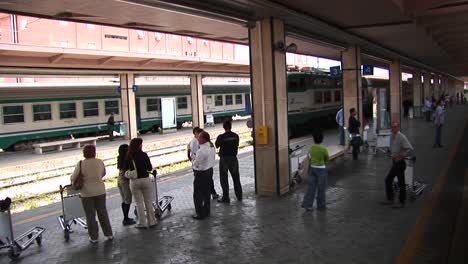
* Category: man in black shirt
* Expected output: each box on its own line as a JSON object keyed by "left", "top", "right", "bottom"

{"left": 107, "top": 112, "right": 115, "bottom": 141}
{"left": 215, "top": 121, "right": 242, "bottom": 203}
{"left": 348, "top": 108, "right": 361, "bottom": 160}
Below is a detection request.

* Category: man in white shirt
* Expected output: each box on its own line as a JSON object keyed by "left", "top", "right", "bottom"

{"left": 187, "top": 127, "right": 202, "bottom": 162}
{"left": 192, "top": 131, "right": 216, "bottom": 220}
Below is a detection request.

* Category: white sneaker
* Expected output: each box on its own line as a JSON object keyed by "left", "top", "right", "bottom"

{"left": 105, "top": 236, "right": 114, "bottom": 241}
{"left": 89, "top": 238, "right": 98, "bottom": 244}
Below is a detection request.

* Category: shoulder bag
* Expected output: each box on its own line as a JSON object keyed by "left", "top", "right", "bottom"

{"left": 124, "top": 160, "right": 138, "bottom": 180}
{"left": 72, "top": 161, "right": 84, "bottom": 190}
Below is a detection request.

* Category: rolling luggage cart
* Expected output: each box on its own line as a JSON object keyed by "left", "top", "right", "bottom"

{"left": 0, "top": 199, "right": 45, "bottom": 259}
{"left": 394, "top": 156, "right": 426, "bottom": 200}
{"left": 151, "top": 170, "right": 174, "bottom": 220}
{"left": 289, "top": 145, "right": 306, "bottom": 187}
{"left": 57, "top": 184, "right": 87, "bottom": 241}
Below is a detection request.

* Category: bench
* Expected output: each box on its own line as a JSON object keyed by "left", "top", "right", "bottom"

{"left": 32, "top": 137, "right": 98, "bottom": 154}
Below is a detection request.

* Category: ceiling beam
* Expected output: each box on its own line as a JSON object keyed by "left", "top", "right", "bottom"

{"left": 138, "top": 59, "right": 154, "bottom": 66}
{"left": 48, "top": 54, "right": 65, "bottom": 64}
{"left": 98, "top": 56, "right": 115, "bottom": 65}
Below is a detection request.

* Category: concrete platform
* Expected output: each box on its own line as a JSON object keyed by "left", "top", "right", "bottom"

{"left": 1, "top": 105, "right": 466, "bottom": 263}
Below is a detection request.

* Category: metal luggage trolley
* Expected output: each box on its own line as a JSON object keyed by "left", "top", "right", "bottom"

{"left": 394, "top": 156, "right": 426, "bottom": 200}
{"left": 151, "top": 170, "right": 174, "bottom": 220}
{"left": 57, "top": 185, "right": 87, "bottom": 241}
{"left": 0, "top": 199, "right": 45, "bottom": 259}
{"left": 289, "top": 145, "right": 306, "bottom": 187}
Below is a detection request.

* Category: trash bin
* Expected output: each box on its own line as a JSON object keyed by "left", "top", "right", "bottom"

{"left": 119, "top": 122, "right": 126, "bottom": 136}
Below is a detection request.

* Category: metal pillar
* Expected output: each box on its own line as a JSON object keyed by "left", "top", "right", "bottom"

{"left": 342, "top": 45, "right": 363, "bottom": 135}
{"left": 389, "top": 60, "right": 402, "bottom": 124}
{"left": 120, "top": 73, "right": 138, "bottom": 139}
{"left": 190, "top": 74, "right": 204, "bottom": 129}
{"left": 249, "top": 17, "right": 289, "bottom": 196}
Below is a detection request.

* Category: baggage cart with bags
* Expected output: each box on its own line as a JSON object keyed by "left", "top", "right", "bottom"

{"left": 0, "top": 198, "right": 45, "bottom": 259}
{"left": 57, "top": 184, "right": 87, "bottom": 241}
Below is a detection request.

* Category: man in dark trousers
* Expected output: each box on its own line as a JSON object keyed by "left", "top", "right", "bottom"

{"left": 382, "top": 122, "right": 413, "bottom": 208}
{"left": 348, "top": 108, "right": 361, "bottom": 160}
{"left": 107, "top": 112, "right": 115, "bottom": 141}
{"left": 216, "top": 120, "right": 242, "bottom": 203}
{"left": 192, "top": 131, "right": 216, "bottom": 220}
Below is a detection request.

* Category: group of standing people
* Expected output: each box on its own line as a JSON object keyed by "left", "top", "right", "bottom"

{"left": 188, "top": 121, "right": 242, "bottom": 220}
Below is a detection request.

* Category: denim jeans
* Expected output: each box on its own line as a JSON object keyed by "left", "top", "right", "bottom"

{"left": 302, "top": 167, "right": 327, "bottom": 209}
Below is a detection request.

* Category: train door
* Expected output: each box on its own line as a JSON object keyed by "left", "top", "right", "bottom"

{"left": 375, "top": 87, "right": 390, "bottom": 133}
{"left": 245, "top": 93, "right": 252, "bottom": 114}
{"left": 136, "top": 98, "right": 142, "bottom": 129}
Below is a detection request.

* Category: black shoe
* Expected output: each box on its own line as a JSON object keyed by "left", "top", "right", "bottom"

{"left": 212, "top": 193, "right": 220, "bottom": 200}
{"left": 122, "top": 218, "right": 136, "bottom": 226}
{"left": 217, "top": 198, "right": 230, "bottom": 204}
{"left": 192, "top": 215, "right": 204, "bottom": 220}
{"left": 392, "top": 203, "right": 405, "bottom": 209}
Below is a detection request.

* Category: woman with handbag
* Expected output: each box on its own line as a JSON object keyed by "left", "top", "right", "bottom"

{"left": 117, "top": 144, "right": 136, "bottom": 226}
{"left": 70, "top": 144, "right": 113, "bottom": 243}
{"left": 124, "top": 138, "right": 156, "bottom": 229}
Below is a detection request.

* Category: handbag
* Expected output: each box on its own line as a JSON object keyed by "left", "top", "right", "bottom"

{"left": 72, "top": 161, "right": 84, "bottom": 190}
{"left": 124, "top": 160, "right": 138, "bottom": 180}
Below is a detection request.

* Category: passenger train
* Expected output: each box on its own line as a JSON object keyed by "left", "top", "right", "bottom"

{"left": 0, "top": 72, "right": 409, "bottom": 151}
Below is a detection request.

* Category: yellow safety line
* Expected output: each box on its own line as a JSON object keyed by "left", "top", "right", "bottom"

{"left": 396, "top": 114, "right": 468, "bottom": 264}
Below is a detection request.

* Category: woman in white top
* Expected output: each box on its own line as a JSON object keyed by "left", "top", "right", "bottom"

{"left": 70, "top": 144, "right": 113, "bottom": 243}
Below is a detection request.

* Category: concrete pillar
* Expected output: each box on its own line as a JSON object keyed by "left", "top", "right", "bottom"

{"left": 190, "top": 74, "right": 204, "bottom": 129}
{"left": 423, "top": 72, "right": 431, "bottom": 100}
{"left": 341, "top": 45, "right": 363, "bottom": 134}
{"left": 434, "top": 76, "right": 440, "bottom": 99}
{"left": 120, "top": 73, "right": 138, "bottom": 139}
{"left": 412, "top": 71, "right": 422, "bottom": 117}
{"left": 249, "top": 17, "right": 289, "bottom": 196}
{"left": 389, "top": 60, "right": 402, "bottom": 124}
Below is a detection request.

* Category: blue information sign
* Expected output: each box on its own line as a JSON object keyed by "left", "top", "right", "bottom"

{"left": 330, "top": 66, "right": 341, "bottom": 78}
{"left": 363, "top": 65, "right": 374, "bottom": 75}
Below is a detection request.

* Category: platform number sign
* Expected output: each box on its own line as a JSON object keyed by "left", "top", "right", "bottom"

{"left": 330, "top": 66, "right": 341, "bottom": 78}
{"left": 363, "top": 65, "right": 374, "bottom": 76}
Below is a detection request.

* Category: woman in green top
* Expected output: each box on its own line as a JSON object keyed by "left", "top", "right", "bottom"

{"left": 302, "top": 131, "right": 329, "bottom": 210}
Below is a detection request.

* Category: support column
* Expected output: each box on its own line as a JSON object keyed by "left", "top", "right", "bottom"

{"left": 434, "top": 76, "right": 440, "bottom": 99}
{"left": 190, "top": 74, "right": 204, "bottom": 129}
{"left": 412, "top": 71, "right": 422, "bottom": 117}
{"left": 389, "top": 60, "right": 402, "bottom": 124}
{"left": 342, "top": 45, "right": 362, "bottom": 135}
{"left": 120, "top": 73, "right": 138, "bottom": 140}
{"left": 423, "top": 72, "right": 431, "bottom": 100}
{"left": 249, "top": 17, "right": 289, "bottom": 196}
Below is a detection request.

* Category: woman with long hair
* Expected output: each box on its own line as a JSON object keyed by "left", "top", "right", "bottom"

{"left": 70, "top": 144, "right": 113, "bottom": 243}
{"left": 123, "top": 138, "right": 156, "bottom": 228}
{"left": 117, "top": 144, "right": 136, "bottom": 226}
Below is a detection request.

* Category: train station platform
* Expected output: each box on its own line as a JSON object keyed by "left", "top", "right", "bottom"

{"left": 1, "top": 105, "right": 467, "bottom": 263}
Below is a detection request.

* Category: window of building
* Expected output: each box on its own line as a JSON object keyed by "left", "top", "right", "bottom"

{"left": 177, "top": 97, "right": 188, "bottom": 109}
{"left": 215, "top": 95, "right": 223, "bottom": 106}
{"left": 324, "top": 91, "right": 332, "bottom": 103}
{"left": 314, "top": 91, "right": 323, "bottom": 104}
{"left": 33, "top": 104, "right": 52, "bottom": 121}
{"left": 225, "top": 95, "right": 233, "bottom": 105}
{"left": 147, "top": 98, "right": 161, "bottom": 112}
{"left": 2, "top": 105, "right": 24, "bottom": 124}
{"left": 105, "top": 100, "right": 119, "bottom": 115}
{"left": 83, "top": 101, "right": 99, "bottom": 117}
{"left": 60, "top": 103, "right": 76, "bottom": 119}
{"left": 235, "top": 94, "right": 243, "bottom": 105}
{"left": 104, "top": 34, "right": 128, "bottom": 40}
{"left": 334, "top": 90, "right": 342, "bottom": 102}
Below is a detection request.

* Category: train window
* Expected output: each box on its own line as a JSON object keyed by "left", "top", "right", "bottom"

{"left": 235, "top": 94, "right": 243, "bottom": 104}
{"left": 60, "top": 103, "right": 76, "bottom": 119}
{"left": 314, "top": 91, "right": 323, "bottom": 104}
{"left": 334, "top": 90, "right": 342, "bottom": 102}
{"left": 105, "top": 100, "right": 119, "bottom": 115}
{"left": 177, "top": 97, "right": 188, "bottom": 109}
{"left": 324, "top": 91, "right": 332, "bottom": 103}
{"left": 33, "top": 104, "right": 52, "bottom": 121}
{"left": 147, "top": 98, "right": 161, "bottom": 112}
{"left": 2, "top": 105, "right": 24, "bottom": 124}
{"left": 215, "top": 95, "right": 223, "bottom": 106}
{"left": 225, "top": 95, "right": 233, "bottom": 105}
{"left": 83, "top": 101, "right": 99, "bottom": 117}
{"left": 206, "top": 96, "right": 212, "bottom": 104}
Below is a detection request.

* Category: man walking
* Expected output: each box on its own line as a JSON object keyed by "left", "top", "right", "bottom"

{"left": 192, "top": 131, "right": 216, "bottom": 220}
{"left": 382, "top": 122, "right": 413, "bottom": 208}
{"left": 215, "top": 121, "right": 242, "bottom": 203}
{"left": 433, "top": 100, "right": 445, "bottom": 148}
{"left": 107, "top": 112, "right": 115, "bottom": 141}
{"left": 336, "top": 108, "right": 345, "bottom": 146}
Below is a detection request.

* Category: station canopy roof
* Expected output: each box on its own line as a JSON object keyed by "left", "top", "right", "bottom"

{"left": 0, "top": 0, "right": 467, "bottom": 79}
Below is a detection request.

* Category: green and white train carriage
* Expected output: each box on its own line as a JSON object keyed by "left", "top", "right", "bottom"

{"left": 0, "top": 82, "right": 251, "bottom": 151}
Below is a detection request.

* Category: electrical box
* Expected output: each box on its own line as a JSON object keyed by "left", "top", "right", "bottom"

{"left": 256, "top": 126, "right": 269, "bottom": 145}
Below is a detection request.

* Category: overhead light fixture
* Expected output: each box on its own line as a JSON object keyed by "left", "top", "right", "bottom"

{"left": 275, "top": 41, "right": 298, "bottom": 53}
